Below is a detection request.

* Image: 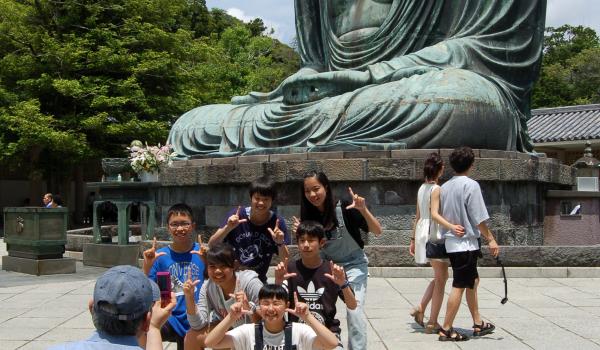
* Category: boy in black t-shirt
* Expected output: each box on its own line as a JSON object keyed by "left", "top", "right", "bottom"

{"left": 274, "top": 221, "right": 357, "bottom": 349}
{"left": 208, "top": 176, "right": 290, "bottom": 283}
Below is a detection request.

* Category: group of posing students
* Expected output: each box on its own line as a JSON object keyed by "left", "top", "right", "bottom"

{"left": 141, "top": 169, "right": 380, "bottom": 350}
{"left": 52, "top": 146, "right": 498, "bottom": 350}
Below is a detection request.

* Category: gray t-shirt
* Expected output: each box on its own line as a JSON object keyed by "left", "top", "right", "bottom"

{"left": 187, "top": 270, "right": 263, "bottom": 330}
{"left": 440, "top": 176, "right": 489, "bottom": 253}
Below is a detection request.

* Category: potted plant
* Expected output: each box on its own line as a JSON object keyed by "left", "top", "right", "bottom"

{"left": 127, "top": 140, "right": 174, "bottom": 182}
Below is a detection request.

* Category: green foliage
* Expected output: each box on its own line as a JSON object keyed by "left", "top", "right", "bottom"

{"left": 0, "top": 100, "right": 88, "bottom": 174}
{"left": 0, "top": 0, "right": 300, "bottom": 178}
{"left": 532, "top": 25, "right": 600, "bottom": 108}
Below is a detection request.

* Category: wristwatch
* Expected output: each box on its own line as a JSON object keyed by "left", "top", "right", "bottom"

{"left": 248, "top": 301, "right": 257, "bottom": 314}
{"left": 340, "top": 280, "right": 351, "bottom": 290}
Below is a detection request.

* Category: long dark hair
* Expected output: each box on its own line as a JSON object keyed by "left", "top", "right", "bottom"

{"left": 423, "top": 153, "right": 444, "bottom": 182}
{"left": 300, "top": 171, "right": 338, "bottom": 231}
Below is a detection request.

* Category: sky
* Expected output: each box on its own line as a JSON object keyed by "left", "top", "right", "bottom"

{"left": 206, "top": 0, "right": 600, "bottom": 45}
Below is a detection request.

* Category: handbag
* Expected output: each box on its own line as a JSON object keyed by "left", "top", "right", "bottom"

{"left": 426, "top": 184, "right": 447, "bottom": 259}
{"left": 426, "top": 241, "right": 447, "bottom": 259}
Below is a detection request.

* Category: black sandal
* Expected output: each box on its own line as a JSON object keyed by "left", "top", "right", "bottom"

{"left": 438, "top": 327, "right": 469, "bottom": 342}
{"left": 472, "top": 321, "right": 495, "bottom": 336}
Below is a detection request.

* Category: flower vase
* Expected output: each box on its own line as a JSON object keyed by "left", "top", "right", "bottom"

{"left": 139, "top": 171, "right": 159, "bottom": 182}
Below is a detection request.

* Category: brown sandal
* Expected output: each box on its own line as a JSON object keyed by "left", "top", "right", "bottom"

{"left": 425, "top": 322, "right": 442, "bottom": 334}
{"left": 438, "top": 327, "right": 469, "bottom": 342}
{"left": 473, "top": 321, "right": 495, "bottom": 336}
{"left": 409, "top": 306, "right": 425, "bottom": 327}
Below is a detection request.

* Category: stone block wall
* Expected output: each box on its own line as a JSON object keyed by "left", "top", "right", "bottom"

{"left": 153, "top": 149, "right": 575, "bottom": 247}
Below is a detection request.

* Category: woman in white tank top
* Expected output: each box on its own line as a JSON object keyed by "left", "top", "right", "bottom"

{"left": 409, "top": 153, "right": 465, "bottom": 333}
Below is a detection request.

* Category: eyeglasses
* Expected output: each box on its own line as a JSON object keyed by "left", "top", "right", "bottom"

{"left": 168, "top": 222, "right": 192, "bottom": 229}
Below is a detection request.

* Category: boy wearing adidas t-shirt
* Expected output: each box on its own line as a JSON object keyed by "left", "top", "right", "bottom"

{"left": 204, "top": 284, "right": 338, "bottom": 350}
{"left": 275, "top": 221, "right": 357, "bottom": 349}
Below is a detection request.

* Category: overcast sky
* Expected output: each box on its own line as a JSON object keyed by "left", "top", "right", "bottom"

{"left": 206, "top": 0, "right": 600, "bottom": 45}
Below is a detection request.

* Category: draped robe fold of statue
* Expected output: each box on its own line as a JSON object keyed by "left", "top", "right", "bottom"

{"left": 168, "top": 0, "right": 546, "bottom": 158}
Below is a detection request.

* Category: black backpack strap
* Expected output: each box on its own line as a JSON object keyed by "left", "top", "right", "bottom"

{"left": 285, "top": 322, "right": 296, "bottom": 350}
{"left": 254, "top": 322, "right": 263, "bottom": 350}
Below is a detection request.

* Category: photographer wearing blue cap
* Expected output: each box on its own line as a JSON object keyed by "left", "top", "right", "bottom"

{"left": 49, "top": 265, "right": 177, "bottom": 350}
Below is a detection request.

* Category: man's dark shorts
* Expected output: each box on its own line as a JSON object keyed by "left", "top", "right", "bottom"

{"left": 448, "top": 250, "right": 480, "bottom": 289}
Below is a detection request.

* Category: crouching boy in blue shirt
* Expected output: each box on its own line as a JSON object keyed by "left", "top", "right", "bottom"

{"left": 143, "top": 203, "right": 206, "bottom": 350}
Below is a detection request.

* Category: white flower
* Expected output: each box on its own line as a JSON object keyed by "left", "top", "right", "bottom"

{"left": 127, "top": 143, "right": 173, "bottom": 173}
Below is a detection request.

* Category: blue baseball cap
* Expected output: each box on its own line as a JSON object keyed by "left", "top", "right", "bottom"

{"left": 93, "top": 265, "right": 160, "bottom": 321}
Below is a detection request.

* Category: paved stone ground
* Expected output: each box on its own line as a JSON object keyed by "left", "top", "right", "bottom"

{"left": 2, "top": 239, "right": 600, "bottom": 349}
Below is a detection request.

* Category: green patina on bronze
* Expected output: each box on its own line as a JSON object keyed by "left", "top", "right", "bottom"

{"left": 3, "top": 207, "right": 68, "bottom": 259}
{"left": 168, "top": 0, "right": 546, "bottom": 158}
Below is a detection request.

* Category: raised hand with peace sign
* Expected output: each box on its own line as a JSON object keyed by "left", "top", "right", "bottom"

{"left": 268, "top": 218, "right": 285, "bottom": 245}
{"left": 182, "top": 267, "right": 201, "bottom": 319}
{"left": 324, "top": 260, "right": 348, "bottom": 287}
{"left": 228, "top": 301, "right": 253, "bottom": 321}
{"left": 142, "top": 237, "right": 167, "bottom": 275}
{"left": 345, "top": 187, "right": 366, "bottom": 211}
{"left": 226, "top": 206, "right": 248, "bottom": 230}
{"left": 344, "top": 186, "right": 383, "bottom": 237}
{"left": 209, "top": 205, "right": 249, "bottom": 248}
{"left": 227, "top": 278, "right": 249, "bottom": 310}
{"left": 291, "top": 216, "right": 300, "bottom": 236}
{"left": 286, "top": 292, "right": 310, "bottom": 321}
{"left": 274, "top": 257, "right": 297, "bottom": 285}
{"left": 183, "top": 268, "right": 201, "bottom": 297}
{"left": 190, "top": 234, "right": 208, "bottom": 259}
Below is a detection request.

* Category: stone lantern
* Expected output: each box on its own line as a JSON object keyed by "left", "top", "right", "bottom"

{"left": 572, "top": 141, "right": 599, "bottom": 191}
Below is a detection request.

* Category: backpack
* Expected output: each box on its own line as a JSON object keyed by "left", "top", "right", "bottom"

{"left": 254, "top": 322, "right": 296, "bottom": 350}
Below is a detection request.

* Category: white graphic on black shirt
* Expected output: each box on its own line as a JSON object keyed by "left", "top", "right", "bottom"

{"left": 296, "top": 281, "right": 326, "bottom": 324}
{"left": 238, "top": 239, "right": 263, "bottom": 263}
{"left": 297, "top": 281, "right": 324, "bottom": 301}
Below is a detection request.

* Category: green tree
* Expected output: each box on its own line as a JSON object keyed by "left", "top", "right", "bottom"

{"left": 542, "top": 25, "right": 599, "bottom": 65}
{"left": 246, "top": 18, "right": 267, "bottom": 37}
{"left": 0, "top": 0, "right": 300, "bottom": 183}
{"left": 532, "top": 25, "right": 600, "bottom": 108}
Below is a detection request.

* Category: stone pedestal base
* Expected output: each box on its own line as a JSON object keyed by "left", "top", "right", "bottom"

{"left": 158, "top": 149, "right": 576, "bottom": 247}
{"left": 83, "top": 243, "right": 139, "bottom": 268}
{"left": 2, "top": 255, "right": 76, "bottom": 275}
